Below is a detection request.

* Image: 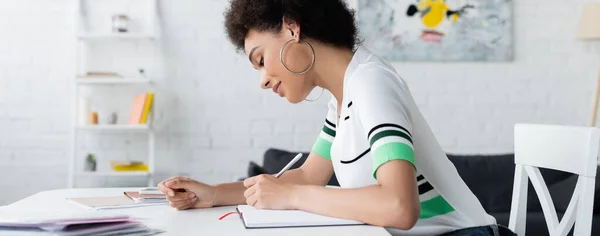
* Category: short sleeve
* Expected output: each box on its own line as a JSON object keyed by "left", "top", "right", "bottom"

{"left": 350, "top": 65, "right": 416, "bottom": 179}
{"left": 311, "top": 99, "right": 337, "bottom": 161}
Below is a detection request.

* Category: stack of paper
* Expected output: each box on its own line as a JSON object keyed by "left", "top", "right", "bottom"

{"left": 124, "top": 192, "right": 167, "bottom": 204}
{"left": 67, "top": 195, "right": 168, "bottom": 211}
{"left": 0, "top": 210, "right": 163, "bottom": 235}
{"left": 67, "top": 189, "right": 169, "bottom": 211}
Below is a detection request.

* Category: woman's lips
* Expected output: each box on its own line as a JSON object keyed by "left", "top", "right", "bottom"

{"left": 273, "top": 82, "right": 284, "bottom": 97}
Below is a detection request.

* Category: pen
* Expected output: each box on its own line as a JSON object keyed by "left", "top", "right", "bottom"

{"left": 275, "top": 153, "right": 303, "bottom": 178}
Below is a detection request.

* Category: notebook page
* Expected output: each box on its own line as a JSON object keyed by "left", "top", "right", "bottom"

{"left": 237, "top": 205, "right": 364, "bottom": 228}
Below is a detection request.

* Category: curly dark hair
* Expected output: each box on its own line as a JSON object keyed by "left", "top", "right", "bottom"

{"left": 224, "top": 0, "right": 359, "bottom": 52}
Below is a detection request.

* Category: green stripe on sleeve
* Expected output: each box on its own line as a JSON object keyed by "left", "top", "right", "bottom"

{"left": 419, "top": 195, "right": 455, "bottom": 219}
{"left": 370, "top": 130, "right": 412, "bottom": 146}
{"left": 312, "top": 137, "right": 333, "bottom": 160}
{"left": 372, "top": 142, "right": 415, "bottom": 179}
{"left": 322, "top": 126, "right": 336, "bottom": 137}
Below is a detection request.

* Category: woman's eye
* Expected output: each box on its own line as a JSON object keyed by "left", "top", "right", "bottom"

{"left": 259, "top": 57, "right": 264, "bottom": 67}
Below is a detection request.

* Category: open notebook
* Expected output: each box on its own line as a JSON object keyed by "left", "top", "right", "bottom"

{"left": 236, "top": 205, "right": 364, "bottom": 229}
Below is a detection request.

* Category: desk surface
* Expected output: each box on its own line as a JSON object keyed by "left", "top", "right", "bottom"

{"left": 6, "top": 188, "right": 391, "bottom": 236}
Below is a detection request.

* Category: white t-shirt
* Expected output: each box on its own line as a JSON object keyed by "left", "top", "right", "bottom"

{"left": 311, "top": 46, "right": 496, "bottom": 236}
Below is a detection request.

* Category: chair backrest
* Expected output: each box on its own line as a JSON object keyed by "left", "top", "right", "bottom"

{"left": 509, "top": 123, "right": 599, "bottom": 236}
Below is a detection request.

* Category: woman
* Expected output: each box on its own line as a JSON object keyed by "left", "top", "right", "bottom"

{"left": 158, "top": 1, "right": 515, "bottom": 235}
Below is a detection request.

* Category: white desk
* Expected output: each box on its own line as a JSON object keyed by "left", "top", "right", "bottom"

{"left": 6, "top": 188, "right": 391, "bottom": 236}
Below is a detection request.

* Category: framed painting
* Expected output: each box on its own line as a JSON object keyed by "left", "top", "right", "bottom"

{"left": 357, "top": 0, "right": 513, "bottom": 61}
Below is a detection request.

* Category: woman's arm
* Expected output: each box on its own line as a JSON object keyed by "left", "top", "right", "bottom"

{"left": 278, "top": 152, "right": 334, "bottom": 186}
{"left": 291, "top": 160, "right": 420, "bottom": 230}
{"left": 244, "top": 160, "right": 420, "bottom": 230}
{"left": 212, "top": 152, "right": 333, "bottom": 206}
{"left": 292, "top": 160, "right": 421, "bottom": 230}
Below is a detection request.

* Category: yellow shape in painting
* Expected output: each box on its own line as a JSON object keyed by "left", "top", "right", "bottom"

{"left": 417, "top": 0, "right": 433, "bottom": 11}
{"left": 421, "top": 0, "right": 449, "bottom": 28}
{"left": 451, "top": 13, "right": 459, "bottom": 23}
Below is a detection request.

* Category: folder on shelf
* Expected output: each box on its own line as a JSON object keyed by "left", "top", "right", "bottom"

{"left": 77, "top": 72, "right": 122, "bottom": 78}
{"left": 110, "top": 161, "right": 149, "bottom": 172}
{"left": 140, "top": 92, "right": 154, "bottom": 124}
{"left": 128, "top": 93, "right": 148, "bottom": 125}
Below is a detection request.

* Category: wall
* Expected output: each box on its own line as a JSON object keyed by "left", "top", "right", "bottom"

{"left": 0, "top": 0, "right": 597, "bottom": 205}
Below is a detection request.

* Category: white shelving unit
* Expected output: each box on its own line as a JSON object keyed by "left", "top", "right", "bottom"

{"left": 77, "top": 124, "right": 151, "bottom": 131}
{"left": 77, "top": 172, "right": 151, "bottom": 177}
{"left": 77, "top": 33, "right": 157, "bottom": 40}
{"left": 75, "top": 78, "right": 153, "bottom": 85}
{"left": 69, "top": 0, "right": 159, "bottom": 188}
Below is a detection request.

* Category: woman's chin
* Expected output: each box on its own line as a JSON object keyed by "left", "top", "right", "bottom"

{"left": 285, "top": 95, "right": 304, "bottom": 104}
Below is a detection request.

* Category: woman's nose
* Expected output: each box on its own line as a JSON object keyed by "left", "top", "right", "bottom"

{"left": 260, "top": 74, "right": 273, "bottom": 89}
{"left": 262, "top": 81, "right": 271, "bottom": 89}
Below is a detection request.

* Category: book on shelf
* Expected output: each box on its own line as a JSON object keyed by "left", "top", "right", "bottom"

{"left": 128, "top": 92, "right": 153, "bottom": 125}
{"left": 140, "top": 92, "right": 154, "bottom": 124}
{"left": 110, "top": 160, "right": 149, "bottom": 172}
{"left": 77, "top": 72, "right": 123, "bottom": 78}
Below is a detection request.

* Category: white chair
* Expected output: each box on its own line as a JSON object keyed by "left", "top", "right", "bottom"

{"left": 509, "top": 124, "right": 599, "bottom": 236}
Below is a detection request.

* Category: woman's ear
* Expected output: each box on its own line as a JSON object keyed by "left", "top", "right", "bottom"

{"left": 282, "top": 16, "right": 301, "bottom": 42}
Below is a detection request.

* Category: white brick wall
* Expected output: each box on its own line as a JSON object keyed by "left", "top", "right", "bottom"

{"left": 0, "top": 0, "right": 598, "bottom": 205}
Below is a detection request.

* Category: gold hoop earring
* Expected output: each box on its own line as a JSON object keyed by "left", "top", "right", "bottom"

{"left": 279, "top": 39, "right": 315, "bottom": 75}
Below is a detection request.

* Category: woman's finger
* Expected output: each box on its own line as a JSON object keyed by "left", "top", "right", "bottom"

{"left": 246, "top": 193, "right": 258, "bottom": 206}
{"left": 170, "top": 197, "right": 197, "bottom": 209}
{"left": 167, "top": 196, "right": 193, "bottom": 203}
{"left": 243, "top": 176, "right": 258, "bottom": 188}
{"left": 176, "top": 198, "right": 197, "bottom": 210}
{"left": 243, "top": 186, "right": 256, "bottom": 199}
{"left": 157, "top": 181, "right": 171, "bottom": 195}
{"left": 254, "top": 200, "right": 265, "bottom": 209}
{"left": 174, "top": 202, "right": 192, "bottom": 210}
{"left": 166, "top": 191, "right": 196, "bottom": 202}
{"left": 159, "top": 176, "right": 188, "bottom": 197}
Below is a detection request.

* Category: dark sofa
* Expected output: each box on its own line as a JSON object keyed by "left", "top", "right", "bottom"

{"left": 245, "top": 148, "right": 600, "bottom": 236}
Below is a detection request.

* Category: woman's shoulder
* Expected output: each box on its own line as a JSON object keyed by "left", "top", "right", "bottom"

{"left": 346, "top": 60, "right": 409, "bottom": 95}
{"left": 351, "top": 46, "right": 402, "bottom": 79}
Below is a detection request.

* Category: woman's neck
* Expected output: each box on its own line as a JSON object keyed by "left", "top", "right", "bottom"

{"left": 309, "top": 40, "right": 355, "bottom": 105}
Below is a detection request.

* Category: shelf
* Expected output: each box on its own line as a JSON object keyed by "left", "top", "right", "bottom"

{"left": 78, "top": 124, "right": 150, "bottom": 131}
{"left": 75, "top": 77, "right": 152, "bottom": 85}
{"left": 78, "top": 33, "right": 157, "bottom": 40}
{"left": 76, "top": 172, "right": 151, "bottom": 177}
{"left": 70, "top": 0, "right": 159, "bottom": 189}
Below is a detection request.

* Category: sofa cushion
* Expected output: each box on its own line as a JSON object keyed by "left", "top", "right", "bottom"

{"left": 257, "top": 149, "right": 579, "bottom": 213}
{"left": 262, "top": 149, "right": 309, "bottom": 173}
{"left": 262, "top": 148, "right": 339, "bottom": 186}
{"left": 447, "top": 154, "right": 516, "bottom": 213}
{"left": 494, "top": 211, "right": 600, "bottom": 236}
{"left": 447, "top": 154, "right": 574, "bottom": 213}
{"left": 246, "top": 161, "right": 267, "bottom": 178}
{"left": 549, "top": 169, "right": 600, "bottom": 214}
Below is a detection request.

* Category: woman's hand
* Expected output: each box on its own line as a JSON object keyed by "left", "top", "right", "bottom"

{"left": 243, "top": 174, "right": 298, "bottom": 210}
{"left": 158, "top": 176, "right": 216, "bottom": 210}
